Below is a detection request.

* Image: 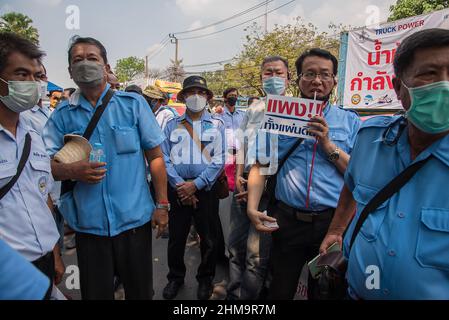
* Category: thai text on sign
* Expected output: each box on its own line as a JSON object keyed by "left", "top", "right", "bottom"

{"left": 261, "top": 95, "right": 324, "bottom": 139}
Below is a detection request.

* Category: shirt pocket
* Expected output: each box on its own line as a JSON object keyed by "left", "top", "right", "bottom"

{"left": 0, "top": 164, "right": 15, "bottom": 191}
{"left": 416, "top": 208, "right": 449, "bottom": 271}
{"left": 112, "top": 126, "right": 139, "bottom": 155}
{"left": 329, "top": 130, "right": 350, "bottom": 152}
{"left": 29, "top": 159, "right": 52, "bottom": 197}
{"left": 352, "top": 183, "right": 388, "bottom": 242}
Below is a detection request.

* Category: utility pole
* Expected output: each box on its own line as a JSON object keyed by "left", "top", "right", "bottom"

{"left": 145, "top": 55, "right": 148, "bottom": 81}
{"left": 264, "top": 1, "right": 268, "bottom": 34}
{"left": 169, "top": 34, "right": 179, "bottom": 63}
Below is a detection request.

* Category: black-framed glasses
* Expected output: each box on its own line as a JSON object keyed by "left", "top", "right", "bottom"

{"left": 299, "top": 71, "right": 334, "bottom": 81}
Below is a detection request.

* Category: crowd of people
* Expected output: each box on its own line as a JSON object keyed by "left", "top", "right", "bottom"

{"left": 0, "top": 27, "right": 448, "bottom": 300}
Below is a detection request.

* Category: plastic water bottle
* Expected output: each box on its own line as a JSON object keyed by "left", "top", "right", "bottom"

{"left": 89, "top": 143, "right": 105, "bottom": 163}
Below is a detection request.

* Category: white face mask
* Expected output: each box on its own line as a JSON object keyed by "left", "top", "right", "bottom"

{"left": 0, "top": 78, "right": 40, "bottom": 113}
{"left": 185, "top": 94, "right": 207, "bottom": 113}
{"left": 40, "top": 81, "right": 48, "bottom": 100}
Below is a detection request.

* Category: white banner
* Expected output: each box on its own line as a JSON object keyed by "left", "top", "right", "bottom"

{"left": 261, "top": 95, "right": 324, "bottom": 139}
{"left": 343, "top": 8, "right": 449, "bottom": 109}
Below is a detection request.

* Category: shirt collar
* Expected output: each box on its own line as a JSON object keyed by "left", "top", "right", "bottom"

{"left": 70, "top": 84, "right": 111, "bottom": 112}
{"left": 426, "top": 133, "right": 449, "bottom": 167}
{"left": 0, "top": 116, "right": 29, "bottom": 142}
{"left": 180, "top": 110, "right": 212, "bottom": 123}
{"left": 30, "top": 105, "right": 40, "bottom": 112}
{"left": 322, "top": 101, "right": 331, "bottom": 116}
{"left": 397, "top": 126, "right": 449, "bottom": 167}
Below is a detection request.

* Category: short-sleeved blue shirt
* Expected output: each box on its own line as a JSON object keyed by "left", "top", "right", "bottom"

{"left": 343, "top": 116, "right": 449, "bottom": 299}
{"left": 43, "top": 85, "right": 165, "bottom": 236}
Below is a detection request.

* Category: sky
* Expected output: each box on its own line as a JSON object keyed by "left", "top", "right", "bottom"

{"left": 0, "top": 0, "right": 395, "bottom": 88}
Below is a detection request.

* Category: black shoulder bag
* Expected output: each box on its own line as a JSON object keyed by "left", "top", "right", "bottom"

{"left": 309, "top": 155, "right": 433, "bottom": 300}
{"left": 0, "top": 133, "right": 32, "bottom": 200}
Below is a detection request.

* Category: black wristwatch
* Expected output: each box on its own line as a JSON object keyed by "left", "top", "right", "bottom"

{"left": 327, "top": 146, "right": 340, "bottom": 163}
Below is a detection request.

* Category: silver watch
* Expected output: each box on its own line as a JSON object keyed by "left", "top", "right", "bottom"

{"left": 156, "top": 202, "right": 171, "bottom": 211}
{"left": 327, "top": 146, "right": 340, "bottom": 162}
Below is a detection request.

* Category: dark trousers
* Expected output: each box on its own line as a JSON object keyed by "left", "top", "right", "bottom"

{"left": 268, "top": 203, "right": 334, "bottom": 300}
{"left": 75, "top": 222, "right": 153, "bottom": 300}
{"left": 167, "top": 187, "right": 220, "bottom": 283}
{"left": 32, "top": 251, "right": 55, "bottom": 299}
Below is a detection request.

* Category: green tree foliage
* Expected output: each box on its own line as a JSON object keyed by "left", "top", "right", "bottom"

{"left": 114, "top": 56, "right": 145, "bottom": 84}
{"left": 389, "top": 0, "right": 449, "bottom": 21}
{"left": 0, "top": 12, "right": 39, "bottom": 45}
{"left": 202, "top": 18, "right": 342, "bottom": 97}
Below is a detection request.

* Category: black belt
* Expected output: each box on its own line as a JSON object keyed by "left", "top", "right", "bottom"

{"left": 277, "top": 201, "right": 335, "bottom": 223}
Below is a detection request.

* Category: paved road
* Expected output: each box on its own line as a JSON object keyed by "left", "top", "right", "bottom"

{"left": 57, "top": 230, "right": 229, "bottom": 300}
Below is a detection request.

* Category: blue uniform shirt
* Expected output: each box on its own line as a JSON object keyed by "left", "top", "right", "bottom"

{"left": 261, "top": 104, "right": 361, "bottom": 211}
{"left": 0, "top": 117, "right": 59, "bottom": 261}
{"left": 22, "top": 105, "right": 51, "bottom": 133}
{"left": 161, "top": 111, "right": 225, "bottom": 191}
{"left": 343, "top": 116, "right": 449, "bottom": 299}
{"left": 0, "top": 239, "right": 50, "bottom": 300}
{"left": 219, "top": 106, "right": 246, "bottom": 150}
{"left": 43, "top": 84, "right": 165, "bottom": 237}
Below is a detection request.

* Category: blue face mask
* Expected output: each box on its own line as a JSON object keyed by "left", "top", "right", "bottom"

{"left": 263, "top": 76, "right": 286, "bottom": 95}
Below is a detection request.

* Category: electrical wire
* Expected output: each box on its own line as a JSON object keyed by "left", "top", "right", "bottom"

{"left": 173, "top": 0, "right": 274, "bottom": 35}
{"left": 177, "top": 0, "right": 297, "bottom": 41}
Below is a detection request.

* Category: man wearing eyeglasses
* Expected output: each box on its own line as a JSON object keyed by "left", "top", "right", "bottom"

{"left": 246, "top": 48, "right": 361, "bottom": 299}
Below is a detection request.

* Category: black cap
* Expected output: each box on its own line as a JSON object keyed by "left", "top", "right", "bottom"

{"left": 125, "top": 84, "right": 143, "bottom": 95}
{"left": 177, "top": 75, "right": 213, "bottom": 102}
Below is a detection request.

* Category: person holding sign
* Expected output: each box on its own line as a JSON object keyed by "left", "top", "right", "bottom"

{"left": 246, "top": 48, "right": 361, "bottom": 299}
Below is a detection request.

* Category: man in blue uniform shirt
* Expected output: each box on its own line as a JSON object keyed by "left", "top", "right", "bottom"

{"left": 247, "top": 48, "right": 361, "bottom": 299}
{"left": 0, "top": 239, "right": 51, "bottom": 300}
{"left": 43, "top": 36, "right": 169, "bottom": 300}
{"left": 320, "top": 28, "right": 449, "bottom": 300}
{"left": 0, "top": 32, "right": 64, "bottom": 289}
{"left": 161, "top": 75, "right": 225, "bottom": 300}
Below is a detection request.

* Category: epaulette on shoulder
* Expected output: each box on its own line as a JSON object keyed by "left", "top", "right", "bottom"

{"left": 359, "top": 115, "right": 401, "bottom": 131}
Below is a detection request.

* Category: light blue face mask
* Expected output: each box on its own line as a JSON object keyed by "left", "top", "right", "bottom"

{"left": 263, "top": 76, "right": 286, "bottom": 95}
{"left": 403, "top": 80, "right": 449, "bottom": 134}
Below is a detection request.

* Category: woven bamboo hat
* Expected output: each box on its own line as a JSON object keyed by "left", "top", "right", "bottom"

{"left": 54, "top": 134, "right": 92, "bottom": 164}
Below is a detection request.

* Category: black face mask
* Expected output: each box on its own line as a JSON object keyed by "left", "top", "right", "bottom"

{"left": 226, "top": 96, "right": 238, "bottom": 107}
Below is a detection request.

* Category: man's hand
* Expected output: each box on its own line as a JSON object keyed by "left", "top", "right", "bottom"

{"left": 176, "top": 181, "right": 197, "bottom": 201}
{"left": 247, "top": 208, "right": 279, "bottom": 233}
{"left": 319, "top": 231, "right": 344, "bottom": 255}
{"left": 54, "top": 254, "right": 65, "bottom": 285}
{"left": 181, "top": 194, "right": 199, "bottom": 209}
{"left": 69, "top": 160, "right": 107, "bottom": 184}
{"left": 152, "top": 208, "right": 169, "bottom": 239}
{"left": 307, "top": 116, "right": 335, "bottom": 154}
{"left": 235, "top": 176, "right": 248, "bottom": 203}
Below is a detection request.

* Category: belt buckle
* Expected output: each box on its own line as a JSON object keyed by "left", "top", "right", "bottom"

{"left": 295, "top": 212, "right": 314, "bottom": 223}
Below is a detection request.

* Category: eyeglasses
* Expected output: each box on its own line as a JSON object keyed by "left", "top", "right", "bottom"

{"left": 299, "top": 71, "right": 334, "bottom": 81}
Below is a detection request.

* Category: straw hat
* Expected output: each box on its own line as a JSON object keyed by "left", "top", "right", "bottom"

{"left": 143, "top": 85, "right": 166, "bottom": 100}
{"left": 54, "top": 134, "right": 92, "bottom": 164}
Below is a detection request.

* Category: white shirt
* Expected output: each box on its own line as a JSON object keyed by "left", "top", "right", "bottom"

{"left": 0, "top": 117, "right": 59, "bottom": 261}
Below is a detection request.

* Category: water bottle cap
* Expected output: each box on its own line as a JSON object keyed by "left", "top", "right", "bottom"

{"left": 94, "top": 143, "right": 103, "bottom": 148}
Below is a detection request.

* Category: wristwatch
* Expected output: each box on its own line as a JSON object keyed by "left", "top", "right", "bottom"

{"left": 327, "top": 146, "right": 340, "bottom": 163}
{"left": 156, "top": 201, "right": 171, "bottom": 211}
